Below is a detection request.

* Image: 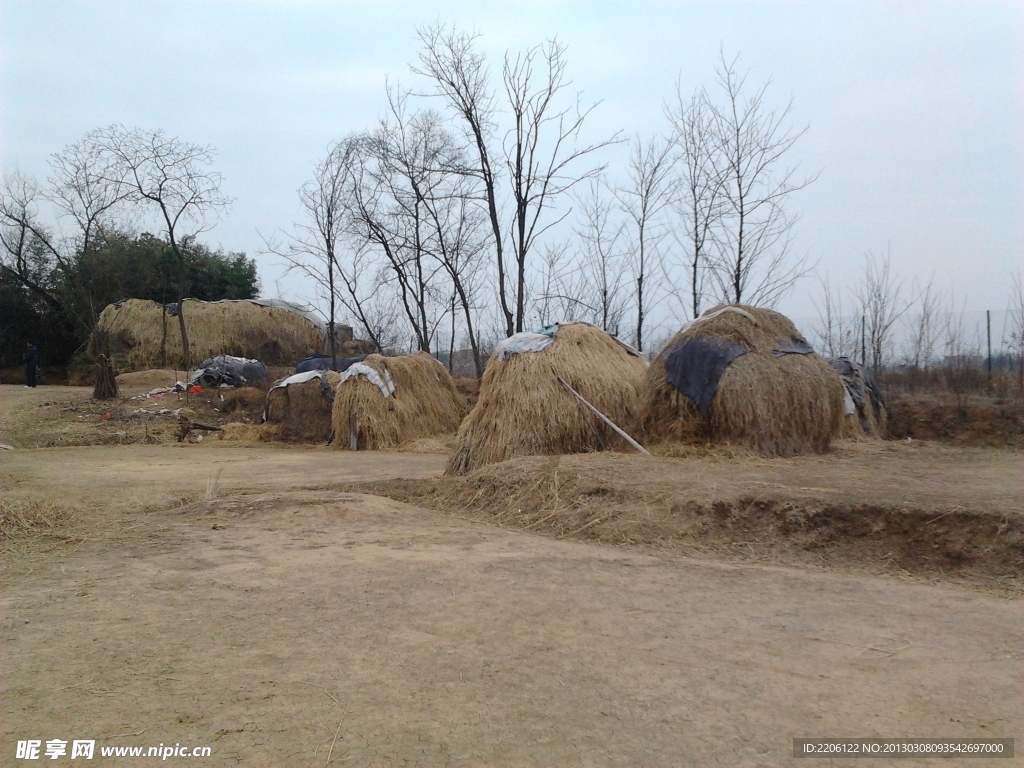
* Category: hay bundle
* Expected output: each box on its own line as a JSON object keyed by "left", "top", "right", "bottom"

{"left": 828, "top": 357, "right": 887, "bottom": 438}
{"left": 331, "top": 352, "right": 467, "bottom": 450}
{"left": 93, "top": 298, "right": 323, "bottom": 370}
{"left": 446, "top": 323, "right": 649, "bottom": 474}
{"left": 93, "top": 355, "right": 119, "bottom": 400}
{"left": 639, "top": 305, "right": 845, "bottom": 456}
{"left": 263, "top": 370, "right": 341, "bottom": 443}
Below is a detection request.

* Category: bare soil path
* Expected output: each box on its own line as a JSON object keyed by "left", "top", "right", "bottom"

{"left": 2, "top": 385, "right": 1021, "bottom": 766}
{"left": 4, "top": 491, "right": 1021, "bottom": 767}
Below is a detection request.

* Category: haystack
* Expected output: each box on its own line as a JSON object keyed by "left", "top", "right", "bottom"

{"left": 93, "top": 298, "right": 323, "bottom": 370}
{"left": 446, "top": 323, "right": 649, "bottom": 475}
{"left": 331, "top": 352, "right": 467, "bottom": 450}
{"left": 263, "top": 370, "right": 341, "bottom": 443}
{"left": 827, "top": 357, "right": 887, "bottom": 438}
{"left": 639, "top": 305, "right": 845, "bottom": 456}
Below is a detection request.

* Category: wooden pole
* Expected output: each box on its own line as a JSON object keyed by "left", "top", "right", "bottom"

{"left": 557, "top": 376, "right": 650, "bottom": 456}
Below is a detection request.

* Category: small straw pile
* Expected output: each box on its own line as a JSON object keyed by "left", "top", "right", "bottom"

{"left": 640, "top": 305, "right": 845, "bottom": 456}
{"left": 446, "top": 323, "right": 649, "bottom": 475}
{"left": 828, "top": 357, "right": 887, "bottom": 439}
{"left": 331, "top": 352, "right": 467, "bottom": 450}
{"left": 264, "top": 371, "right": 341, "bottom": 443}
{"left": 92, "top": 355, "right": 119, "bottom": 400}
{"left": 93, "top": 298, "right": 323, "bottom": 370}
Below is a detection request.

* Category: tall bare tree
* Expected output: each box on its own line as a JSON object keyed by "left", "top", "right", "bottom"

{"left": 572, "top": 178, "right": 627, "bottom": 335}
{"left": 665, "top": 87, "right": 721, "bottom": 320}
{"left": 266, "top": 136, "right": 363, "bottom": 365}
{"left": 414, "top": 26, "right": 511, "bottom": 336}
{"left": 694, "top": 51, "right": 816, "bottom": 308}
{"left": 96, "top": 126, "right": 230, "bottom": 367}
{"left": 415, "top": 24, "right": 615, "bottom": 336}
{"left": 617, "top": 134, "right": 675, "bottom": 349}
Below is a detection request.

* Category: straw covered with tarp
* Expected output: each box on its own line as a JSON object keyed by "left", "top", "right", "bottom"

{"left": 92, "top": 298, "right": 324, "bottom": 370}
{"left": 639, "top": 305, "right": 845, "bottom": 456}
{"left": 263, "top": 369, "right": 342, "bottom": 443}
{"left": 331, "top": 352, "right": 468, "bottom": 450}
{"left": 827, "top": 356, "right": 886, "bottom": 438}
{"left": 446, "top": 322, "right": 649, "bottom": 475}
{"left": 189, "top": 355, "right": 270, "bottom": 390}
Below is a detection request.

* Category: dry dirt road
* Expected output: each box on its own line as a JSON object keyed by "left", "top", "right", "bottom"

{"left": 2, "top": 386, "right": 1022, "bottom": 767}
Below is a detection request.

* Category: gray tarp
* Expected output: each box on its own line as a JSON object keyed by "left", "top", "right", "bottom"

{"left": 827, "top": 356, "right": 885, "bottom": 431}
{"left": 663, "top": 337, "right": 750, "bottom": 415}
{"left": 189, "top": 355, "right": 270, "bottom": 389}
{"left": 771, "top": 336, "right": 815, "bottom": 357}
{"left": 294, "top": 354, "right": 367, "bottom": 374}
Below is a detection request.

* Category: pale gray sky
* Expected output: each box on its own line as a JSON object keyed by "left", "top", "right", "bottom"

{"left": 2, "top": 0, "right": 1020, "bottom": 322}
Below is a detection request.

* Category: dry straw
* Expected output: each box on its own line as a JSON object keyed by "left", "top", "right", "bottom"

{"left": 93, "top": 299, "right": 323, "bottom": 370}
{"left": 832, "top": 361, "right": 887, "bottom": 439}
{"left": 639, "top": 305, "right": 845, "bottom": 456}
{"left": 264, "top": 371, "right": 341, "bottom": 443}
{"left": 331, "top": 352, "right": 467, "bottom": 450}
{"left": 446, "top": 323, "right": 649, "bottom": 475}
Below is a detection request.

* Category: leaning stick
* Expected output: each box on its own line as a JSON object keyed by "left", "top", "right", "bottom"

{"left": 557, "top": 376, "right": 650, "bottom": 456}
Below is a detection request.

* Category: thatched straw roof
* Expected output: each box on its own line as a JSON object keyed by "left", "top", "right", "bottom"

{"left": 331, "top": 352, "right": 468, "bottom": 450}
{"left": 446, "top": 323, "right": 649, "bottom": 475}
{"left": 263, "top": 370, "right": 341, "bottom": 443}
{"left": 92, "top": 298, "right": 324, "bottom": 371}
{"left": 639, "top": 305, "right": 845, "bottom": 456}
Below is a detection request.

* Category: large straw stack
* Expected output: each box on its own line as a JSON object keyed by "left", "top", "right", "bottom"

{"left": 331, "top": 352, "right": 467, "bottom": 450}
{"left": 640, "top": 305, "right": 845, "bottom": 456}
{"left": 93, "top": 299, "right": 323, "bottom": 370}
{"left": 446, "top": 323, "right": 649, "bottom": 475}
{"left": 263, "top": 370, "right": 341, "bottom": 443}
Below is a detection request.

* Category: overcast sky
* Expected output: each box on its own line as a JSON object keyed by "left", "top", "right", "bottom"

{"left": 2, "top": 0, "right": 1020, "bottom": 324}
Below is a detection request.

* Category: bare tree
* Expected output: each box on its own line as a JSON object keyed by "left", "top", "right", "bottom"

{"left": 854, "top": 250, "right": 908, "bottom": 375}
{"left": 812, "top": 274, "right": 859, "bottom": 359}
{"left": 265, "top": 136, "right": 364, "bottom": 365}
{"left": 907, "top": 275, "right": 942, "bottom": 370}
{"left": 96, "top": 126, "right": 230, "bottom": 366}
{"left": 414, "top": 25, "right": 512, "bottom": 338}
{"left": 0, "top": 172, "right": 73, "bottom": 324}
{"left": 572, "top": 178, "right": 627, "bottom": 335}
{"left": 665, "top": 86, "right": 721, "bottom": 320}
{"left": 502, "top": 39, "right": 618, "bottom": 333}
{"left": 702, "top": 51, "right": 816, "bottom": 307}
{"left": 1, "top": 131, "right": 132, "bottom": 336}
{"left": 615, "top": 134, "right": 675, "bottom": 349}
{"left": 415, "top": 25, "right": 616, "bottom": 337}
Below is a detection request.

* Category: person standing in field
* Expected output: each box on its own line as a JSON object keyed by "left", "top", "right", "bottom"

{"left": 24, "top": 342, "right": 38, "bottom": 388}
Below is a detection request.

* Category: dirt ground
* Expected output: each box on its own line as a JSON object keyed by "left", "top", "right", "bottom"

{"left": 2, "top": 385, "right": 1022, "bottom": 766}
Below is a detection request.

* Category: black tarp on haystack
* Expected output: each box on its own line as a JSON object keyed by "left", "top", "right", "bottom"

{"left": 189, "top": 355, "right": 270, "bottom": 389}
